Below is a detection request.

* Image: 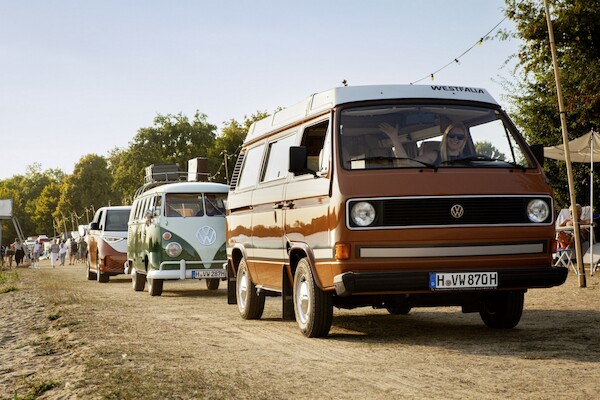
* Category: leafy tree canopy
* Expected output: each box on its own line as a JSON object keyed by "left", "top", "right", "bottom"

{"left": 504, "top": 0, "right": 600, "bottom": 208}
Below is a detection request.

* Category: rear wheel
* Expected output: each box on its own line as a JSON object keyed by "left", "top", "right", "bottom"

{"left": 206, "top": 278, "right": 220, "bottom": 290}
{"left": 236, "top": 259, "right": 265, "bottom": 319}
{"left": 479, "top": 291, "right": 524, "bottom": 329}
{"left": 148, "top": 278, "right": 163, "bottom": 296}
{"left": 132, "top": 269, "right": 145, "bottom": 291}
{"left": 386, "top": 304, "right": 412, "bottom": 315}
{"left": 293, "top": 257, "right": 333, "bottom": 338}
{"left": 86, "top": 262, "right": 96, "bottom": 280}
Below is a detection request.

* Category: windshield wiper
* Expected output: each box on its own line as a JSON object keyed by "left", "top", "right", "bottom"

{"left": 441, "top": 155, "right": 527, "bottom": 170}
{"left": 351, "top": 156, "right": 437, "bottom": 169}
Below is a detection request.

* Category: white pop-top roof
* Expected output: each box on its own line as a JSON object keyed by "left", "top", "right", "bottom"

{"left": 245, "top": 84, "right": 498, "bottom": 144}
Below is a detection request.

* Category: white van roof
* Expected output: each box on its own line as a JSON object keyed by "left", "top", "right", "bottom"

{"left": 245, "top": 84, "right": 498, "bottom": 144}
{"left": 135, "top": 181, "right": 229, "bottom": 198}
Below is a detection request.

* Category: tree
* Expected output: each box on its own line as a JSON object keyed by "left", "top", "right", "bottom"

{"left": 504, "top": 0, "right": 600, "bottom": 208}
{"left": 110, "top": 112, "right": 218, "bottom": 203}
{"left": 56, "top": 154, "right": 116, "bottom": 231}
{"left": 475, "top": 141, "right": 506, "bottom": 160}
{"left": 211, "top": 111, "right": 268, "bottom": 184}
{"left": 0, "top": 164, "right": 65, "bottom": 243}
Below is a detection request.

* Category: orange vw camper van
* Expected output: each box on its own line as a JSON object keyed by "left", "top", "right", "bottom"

{"left": 225, "top": 84, "right": 567, "bottom": 337}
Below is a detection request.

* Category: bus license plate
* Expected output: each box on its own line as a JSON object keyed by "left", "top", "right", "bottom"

{"left": 192, "top": 269, "right": 226, "bottom": 279}
{"left": 430, "top": 272, "right": 498, "bottom": 290}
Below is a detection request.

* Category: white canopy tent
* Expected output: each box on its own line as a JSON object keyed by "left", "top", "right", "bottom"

{"left": 544, "top": 129, "right": 600, "bottom": 274}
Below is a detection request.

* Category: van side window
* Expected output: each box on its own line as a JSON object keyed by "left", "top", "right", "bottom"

{"left": 154, "top": 195, "right": 162, "bottom": 216}
{"left": 237, "top": 144, "right": 265, "bottom": 190}
{"left": 262, "top": 134, "right": 295, "bottom": 183}
{"left": 301, "top": 120, "right": 330, "bottom": 173}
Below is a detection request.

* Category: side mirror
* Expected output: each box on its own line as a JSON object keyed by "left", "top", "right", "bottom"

{"left": 89, "top": 222, "right": 100, "bottom": 231}
{"left": 289, "top": 146, "right": 317, "bottom": 177}
{"left": 530, "top": 144, "right": 544, "bottom": 167}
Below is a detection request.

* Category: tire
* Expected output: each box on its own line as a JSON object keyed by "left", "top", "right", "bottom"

{"left": 236, "top": 259, "right": 265, "bottom": 319}
{"left": 96, "top": 252, "right": 109, "bottom": 283}
{"left": 148, "top": 278, "right": 163, "bottom": 296}
{"left": 206, "top": 278, "right": 220, "bottom": 290}
{"left": 293, "top": 257, "right": 333, "bottom": 338}
{"left": 479, "top": 291, "right": 524, "bottom": 329}
{"left": 386, "top": 304, "right": 412, "bottom": 315}
{"left": 86, "top": 262, "right": 96, "bottom": 280}
{"left": 132, "top": 269, "right": 145, "bottom": 292}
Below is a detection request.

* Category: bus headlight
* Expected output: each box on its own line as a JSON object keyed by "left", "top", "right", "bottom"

{"left": 351, "top": 201, "right": 376, "bottom": 227}
{"left": 165, "top": 242, "right": 182, "bottom": 257}
{"left": 527, "top": 199, "right": 549, "bottom": 223}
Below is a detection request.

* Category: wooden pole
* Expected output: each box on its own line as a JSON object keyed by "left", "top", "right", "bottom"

{"left": 544, "top": 0, "right": 586, "bottom": 287}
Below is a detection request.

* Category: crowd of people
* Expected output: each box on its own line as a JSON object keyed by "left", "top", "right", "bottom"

{"left": 1, "top": 236, "right": 88, "bottom": 269}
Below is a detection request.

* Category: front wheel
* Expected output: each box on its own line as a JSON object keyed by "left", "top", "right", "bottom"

{"left": 293, "top": 257, "right": 333, "bottom": 338}
{"left": 86, "top": 262, "right": 96, "bottom": 280}
{"left": 132, "top": 269, "right": 145, "bottom": 291}
{"left": 206, "top": 278, "right": 220, "bottom": 290}
{"left": 479, "top": 291, "right": 524, "bottom": 329}
{"left": 148, "top": 278, "right": 163, "bottom": 296}
{"left": 96, "top": 252, "right": 109, "bottom": 283}
{"left": 236, "top": 259, "right": 265, "bottom": 319}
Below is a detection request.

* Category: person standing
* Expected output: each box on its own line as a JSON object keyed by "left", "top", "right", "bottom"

{"left": 77, "top": 237, "right": 88, "bottom": 264}
{"left": 49, "top": 239, "right": 60, "bottom": 268}
{"left": 69, "top": 238, "right": 78, "bottom": 265}
{"left": 32, "top": 240, "right": 41, "bottom": 268}
{"left": 13, "top": 238, "right": 25, "bottom": 267}
{"left": 59, "top": 240, "right": 68, "bottom": 266}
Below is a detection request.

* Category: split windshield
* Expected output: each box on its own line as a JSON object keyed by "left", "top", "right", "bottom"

{"left": 339, "top": 104, "right": 534, "bottom": 170}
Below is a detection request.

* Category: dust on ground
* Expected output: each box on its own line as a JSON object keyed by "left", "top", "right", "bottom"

{"left": 1, "top": 259, "right": 599, "bottom": 399}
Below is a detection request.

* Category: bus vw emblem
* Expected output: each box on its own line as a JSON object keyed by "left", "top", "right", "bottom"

{"left": 450, "top": 204, "right": 464, "bottom": 219}
{"left": 196, "top": 226, "right": 217, "bottom": 246}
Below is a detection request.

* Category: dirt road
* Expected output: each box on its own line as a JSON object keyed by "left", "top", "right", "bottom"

{"left": 1, "top": 260, "right": 599, "bottom": 399}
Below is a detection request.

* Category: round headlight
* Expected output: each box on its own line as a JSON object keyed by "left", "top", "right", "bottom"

{"left": 351, "top": 202, "right": 376, "bottom": 227}
{"left": 527, "top": 199, "right": 549, "bottom": 223}
{"left": 165, "top": 242, "right": 182, "bottom": 257}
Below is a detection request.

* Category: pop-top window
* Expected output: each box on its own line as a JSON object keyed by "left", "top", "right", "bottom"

{"left": 339, "top": 105, "right": 534, "bottom": 170}
{"left": 237, "top": 144, "right": 265, "bottom": 190}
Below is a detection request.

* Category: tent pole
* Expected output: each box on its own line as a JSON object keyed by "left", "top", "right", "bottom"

{"left": 544, "top": 0, "right": 586, "bottom": 287}
{"left": 591, "top": 131, "right": 595, "bottom": 275}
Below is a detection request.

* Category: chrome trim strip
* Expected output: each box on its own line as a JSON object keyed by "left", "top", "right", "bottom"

{"left": 359, "top": 243, "right": 544, "bottom": 258}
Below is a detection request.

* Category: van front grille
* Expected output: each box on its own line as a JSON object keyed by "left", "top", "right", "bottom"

{"left": 348, "top": 196, "right": 553, "bottom": 229}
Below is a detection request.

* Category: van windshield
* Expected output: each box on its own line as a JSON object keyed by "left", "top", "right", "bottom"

{"left": 165, "top": 193, "right": 227, "bottom": 217}
{"left": 339, "top": 104, "right": 535, "bottom": 170}
{"left": 105, "top": 210, "right": 130, "bottom": 231}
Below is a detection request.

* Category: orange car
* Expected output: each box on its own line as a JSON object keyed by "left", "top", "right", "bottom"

{"left": 86, "top": 206, "right": 131, "bottom": 283}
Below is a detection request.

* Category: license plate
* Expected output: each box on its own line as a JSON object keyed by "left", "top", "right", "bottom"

{"left": 429, "top": 272, "right": 498, "bottom": 290}
{"left": 192, "top": 269, "right": 226, "bottom": 279}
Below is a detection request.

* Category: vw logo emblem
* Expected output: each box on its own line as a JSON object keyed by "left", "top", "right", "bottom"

{"left": 450, "top": 204, "right": 465, "bottom": 219}
{"left": 196, "top": 226, "right": 217, "bottom": 246}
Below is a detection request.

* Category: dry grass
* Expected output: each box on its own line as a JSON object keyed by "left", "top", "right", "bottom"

{"left": 2, "top": 262, "right": 600, "bottom": 399}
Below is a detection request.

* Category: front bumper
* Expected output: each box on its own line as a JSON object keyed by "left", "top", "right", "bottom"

{"left": 333, "top": 266, "right": 568, "bottom": 296}
{"left": 147, "top": 259, "right": 227, "bottom": 280}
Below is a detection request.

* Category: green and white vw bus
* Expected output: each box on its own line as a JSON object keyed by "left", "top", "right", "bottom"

{"left": 126, "top": 181, "right": 229, "bottom": 296}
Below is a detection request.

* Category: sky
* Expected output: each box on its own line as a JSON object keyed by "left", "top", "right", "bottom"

{"left": 0, "top": 0, "right": 521, "bottom": 180}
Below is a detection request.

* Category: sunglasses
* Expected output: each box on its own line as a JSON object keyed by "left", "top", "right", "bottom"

{"left": 447, "top": 132, "right": 465, "bottom": 140}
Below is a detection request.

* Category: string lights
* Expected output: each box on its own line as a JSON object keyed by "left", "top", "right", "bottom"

{"left": 410, "top": 17, "right": 507, "bottom": 84}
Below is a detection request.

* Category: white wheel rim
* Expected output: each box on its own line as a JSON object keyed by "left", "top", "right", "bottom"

{"left": 238, "top": 269, "right": 248, "bottom": 309}
{"left": 296, "top": 277, "right": 310, "bottom": 325}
